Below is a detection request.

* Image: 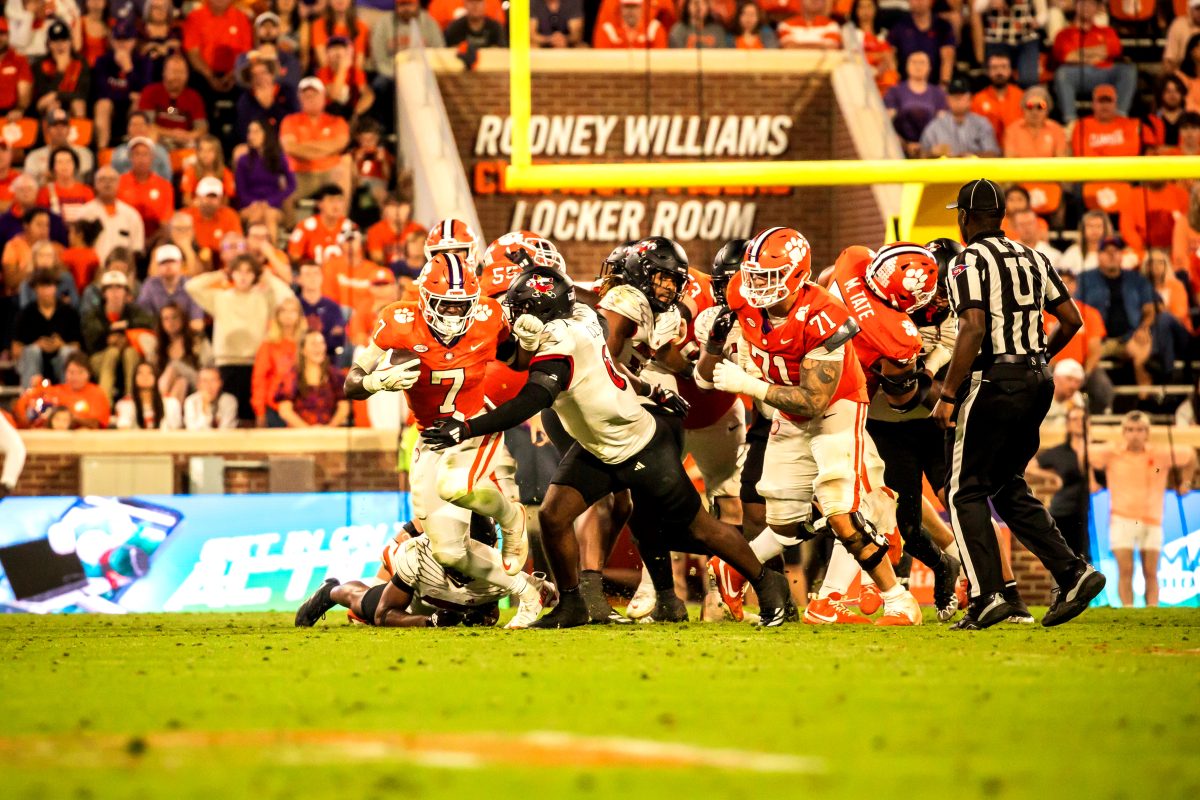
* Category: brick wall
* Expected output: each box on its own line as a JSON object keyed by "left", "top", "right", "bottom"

{"left": 438, "top": 67, "right": 883, "bottom": 276}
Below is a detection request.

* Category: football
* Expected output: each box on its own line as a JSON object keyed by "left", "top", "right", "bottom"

{"left": 389, "top": 348, "right": 422, "bottom": 368}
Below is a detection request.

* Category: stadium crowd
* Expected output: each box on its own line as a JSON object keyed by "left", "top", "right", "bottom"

{"left": 2, "top": 0, "right": 1200, "bottom": 437}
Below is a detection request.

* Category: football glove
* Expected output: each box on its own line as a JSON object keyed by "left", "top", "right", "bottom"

{"left": 428, "top": 609, "right": 464, "bottom": 627}
{"left": 650, "top": 309, "right": 685, "bottom": 350}
{"left": 513, "top": 313, "right": 546, "bottom": 351}
{"left": 648, "top": 385, "right": 691, "bottom": 417}
{"left": 421, "top": 418, "right": 471, "bottom": 451}
{"left": 363, "top": 359, "right": 421, "bottom": 394}
{"left": 713, "top": 359, "right": 769, "bottom": 401}
{"left": 705, "top": 308, "right": 737, "bottom": 355}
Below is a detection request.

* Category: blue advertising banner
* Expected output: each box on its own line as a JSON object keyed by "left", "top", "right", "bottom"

{"left": 0, "top": 493, "right": 411, "bottom": 614}
{"left": 1089, "top": 490, "right": 1200, "bottom": 607}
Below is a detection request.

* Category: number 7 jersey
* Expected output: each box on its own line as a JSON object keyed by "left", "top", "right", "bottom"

{"left": 370, "top": 297, "right": 508, "bottom": 429}
{"left": 725, "top": 272, "right": 868, "bottom": 423}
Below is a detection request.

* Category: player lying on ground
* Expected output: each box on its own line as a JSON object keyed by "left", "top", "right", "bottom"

{"left": 697, "top": 226, "right": 923, "bottom": 626}
{"left": 421, "top": 266, "right": 792, "bottom": 627}
{"left": 294, "top": 526, "right": 558, "bottom": 629}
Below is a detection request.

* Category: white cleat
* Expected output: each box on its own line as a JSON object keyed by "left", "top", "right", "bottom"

{"left": 500, "top": 505, "right": 529, "bottom": 577}
{"left": 624, "top": 569, "right": 656, "bottom": 620}
{"left": 505, "top": 572, "right": 559, "bottom": 629}
{"left": 875, "top": 590, "right": 924, "bottom": 627}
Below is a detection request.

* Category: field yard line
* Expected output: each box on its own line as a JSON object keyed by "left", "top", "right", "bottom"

{"left": 0, "top": 730, "right": 820, "bottom": 774}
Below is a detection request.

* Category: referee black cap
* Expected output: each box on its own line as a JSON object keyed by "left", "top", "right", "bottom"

{"left": 947, "top": 179, "right": 1006, "bottom": 212}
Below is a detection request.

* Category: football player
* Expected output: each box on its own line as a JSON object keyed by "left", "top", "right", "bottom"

{"left": 421, "top": 266, "right": 793, "bottom": 628}
{"left": 697, "top": 227, "right": 924, "bottom": 626}
{"left": 294, "top": 531, "right": 558, "bottom": 629}
{"left": 424, "top": 218, "right": 481, "bottom": 269}
{"left": 342, "top": 252, "right": 549, "bottom": 625}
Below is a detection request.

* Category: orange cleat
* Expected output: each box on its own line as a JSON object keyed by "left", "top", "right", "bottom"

{"left": 858, "top": 583, "right": 882, "bottom": 615}
{"left": 706, "top": 557, "right": 746, "bottom": 621}
{"left": 803, "top": 593, "right": 872, "bottom": 625}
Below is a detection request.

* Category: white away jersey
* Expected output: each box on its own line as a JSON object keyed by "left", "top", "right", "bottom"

{"left": 598, "top": 285, "right": 684, "bottom": 366}
{"left": 535, "top": 313, "right": 657, "bottom": 464}
{"left": 382, "top": 536, "right": 508, "bottom": 610}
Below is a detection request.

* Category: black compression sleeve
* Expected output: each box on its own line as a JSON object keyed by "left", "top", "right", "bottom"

{"left": 496, "top": 338, "right": 518, "bottom": 364}
{"left": 465, "top": 358, "right": 570, "bottom": 437}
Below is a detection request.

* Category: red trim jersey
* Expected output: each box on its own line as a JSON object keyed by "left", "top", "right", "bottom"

{"left": 726, "top": 273, "right": 868, "bottom": 423}
{"left": 676, "top": 267, "right": 739, "bottom": 429}
{"left": 830, "top": 245, "right": 922, "bottom": 396}
{"left": 369, "top": 298, "right": 508, "bottom": 429}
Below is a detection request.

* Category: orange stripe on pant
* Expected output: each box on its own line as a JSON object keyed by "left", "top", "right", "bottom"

{"left": 467, "top": 433, "right": 503, "bottom": 493}
{"left": 850, "top": 402, "right": 864, "bottom": 513}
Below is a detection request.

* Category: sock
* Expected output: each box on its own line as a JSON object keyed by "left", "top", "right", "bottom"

{"left": 819, "top": 541, "right": 860, "bottom": 599}
{"left": 750, "top": 529, "right": 785, "bottom": 562}
{"left": 881, "top": 583, "right": 908, "bottom": 611}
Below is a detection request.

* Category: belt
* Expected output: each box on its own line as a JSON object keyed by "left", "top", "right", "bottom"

{"left": 975, "top": 353, "right": 1047, "bottom": 369}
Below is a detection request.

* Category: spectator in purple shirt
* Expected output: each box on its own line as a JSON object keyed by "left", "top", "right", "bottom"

{"left": 295, "top": 260, "right": 346, "bottom": 358}
{"left": 138, "top": 244, "right": 206, "bottom": 331}
{"left": 92, "top": 18, "right": 153, "bottom": 150}
{"left": 235, "top": 120, "right": 296, "bottom": 243}
{"left": 886, "top": 0, "right": 956, "bottom": 86}
{"left": 884, "top": 51, "right": 948, "bottom": 156}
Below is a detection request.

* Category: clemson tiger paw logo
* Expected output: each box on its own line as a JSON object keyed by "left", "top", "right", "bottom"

{"left": 393, "top": 308, "right": 415, "bottom": 324}
{"left": 473, "top": 303, "right": 494, "bottom": 321}
{"left": 902, "top": 268, "right": 931, "bottom": 293}
{"left": 785, "top": 236, "right": 809, "bottom": 265}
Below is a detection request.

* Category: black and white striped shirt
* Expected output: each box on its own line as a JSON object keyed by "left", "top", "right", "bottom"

{"left": 947, "top": 231, "right": 1069, "bottom": 358}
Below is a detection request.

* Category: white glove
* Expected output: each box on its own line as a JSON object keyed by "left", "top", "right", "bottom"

{"left": 363, "top": 359, "right": 421, "bottom": 393}
{"left": 713, "top": 359, "right": 769, "bottom": 401}
{"left": 650, "top": 309, "right": 684, "bottom": 350}
{"left": 513, "top": 314, "right": 545, "bottom": 351}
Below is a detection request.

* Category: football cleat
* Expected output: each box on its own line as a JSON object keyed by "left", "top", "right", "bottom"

{"left": 951, "top": 592, "right": 1015, "bottom": 631}
{"left": 706, "top": 556, "right": 747, "bottom": 622}
{"left": 1042, "top": 565, "right": 1106, "bottom": 627}
{"left": 579, "top": 571, "right": 623, "bottom": 625}
{"left": 858, "top": 583, "right": 882, "bottom": 615}
{"left": 1003, "top": 584, "right": 1035, "bottom": 624}
{"left": 934, "top": 553, "right": 962, "bottom": 622}
{"left": 636, "top": 594, "right": 689, "bottom": 624}
{"left": 500, "top": 505, "right": 529, "bottom": 577}
{"left": 625, "top": 568, "right": 657, "bottom": 620}
{"left": 527, "top": 589, "right": 590, "bottom": 629}
{"left": 874, "top": 590, "right": 923, "bottom": 626}
{"left": 754, "top": 569, "right": 790, "bottom": 628}
{"left": 505, "top": 572, "right": 558, "bottom": 629}
{"left": 295, "top": 578, "right": 340, "bottom": 627}
{"left": 803, "top": 593, "right": 872, "bottom": 625}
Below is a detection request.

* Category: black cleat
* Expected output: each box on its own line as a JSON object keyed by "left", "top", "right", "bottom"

{"left": 527, "top": 589, "right": 590, "bottom": 629}
{"left": 295, "top": 578, "right": 340, "bottom": 627}
{"left": 934, "top": 553, "right": 961, "bottom": 622}
{"left": 580, "top": 571, "right": 622, "bottom": 625}
{"left": 1043, "top": 565, "right": 1106, "bottom": 627}
{"left": 638, "top": 593, "right": 689, "bottom": 624}
{"left": 950, "top": 592, "right": 1015, "bottom": 631}
{"left": 1003, "top": 585, "right": 1034, "bottom": 624}
{"left": 753, "top": 569, "right": 790, "bottom": 628}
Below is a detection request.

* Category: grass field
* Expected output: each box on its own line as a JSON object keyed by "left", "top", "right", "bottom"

{"left": 2, "top": 609, "right": 1198, "bottom": 800}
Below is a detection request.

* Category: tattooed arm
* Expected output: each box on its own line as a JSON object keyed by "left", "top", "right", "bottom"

{"left": 763, "top": 353, "right": 842, "bottom": 418}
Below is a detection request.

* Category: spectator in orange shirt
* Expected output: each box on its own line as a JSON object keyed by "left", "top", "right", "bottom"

{"left": 1171, "top": 183, "right": 1200, "bottom": 287}
{"left": 21, "top": 351, "right": 112, "bottom": 429}
{"left": 185, "top": 176, "right": 244, "bottom": 253}
{"left": 1071, "top": 84, "right": 1152, "bottom": 214}
{"left": 116, "top": 137, "right": 175, "bottom": 238}
{"left": 1052, "top": 0, "right": 1137, "bottom": 122}
{"left": 1143, "top": 247, "right": 1193, "bottom": 334}
{"left": 0, "top": 18, "right": 34, "bottom": 118}
{"left": 280, "top": 77, "right": 352, "bottom": 204}
{"left": 669, "top": 0, "right": 731, "bottom": 48}
{"left": 366, "top": 195, "right": 418, "bottom": 269}
{"left": 288, "top": 184, "right": 352, "bottom": 265}
{"left": 1003, "top": 86, "right": 1068, "bottom": 157}
{"left": 183, "top": 0, "right": 253, "bottom": 99}
{"left": 312, "top": 0, "right": 370, "bottom": 70}
{"left": 252, "top": 296, "right": 307, "bottom": 426}
{"left": 36, "top": 148, "right": 94, "bottom": 224}
{"left": 320, "top": 227, "right": 382, "bottom": 312}
{"left": 778, "top": 0, "right": 842, "bottom": 49}
{"left": 317, "top": 36, "right": 375, "bottom": 122}
{"left": 733, "top": 1, "right": 781, "bottom": 49}
{"left": 138, "top": 53, "right": 208, "bottom": 150}
{"left": 594, "top": 0, "right": 669, "bottom": 48}
{"left": 1177, "top": 33, "right": 1200, "bottom": 113}
{"left": 351, "top": 118, "right": 394, "bottom": 209}
{"left": 1048, "top": 270, "right": 1113, "bottom": 412}
{"left": 972, "top": 53, "right": 1024, "bottom": 144}
{"left": 180, "top": 136, "right": 236, "bottom": 207}
{"left": 1120, "top": 182, "right": 1189, "bottom": 257}
{"left": 847, "top": 0, "right": 894, "bottom": 87}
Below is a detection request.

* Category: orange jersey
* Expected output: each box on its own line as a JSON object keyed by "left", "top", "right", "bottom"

{"left": 831, "top": 246, "right": 922, "bottom": 395}
{"left": 483, "top": 359, "right": 526, "bottom": 407}
{"left": 677, "top": 268, "right": 737, "bottom": 429}
{"left": 370, "top": 297, "right": 508, "bottom": 429}
{"left": 726, "top": 273, "right": 868, "bottom": 423}
{"left": 288, "top": 215, "right": 349, "bottom": 265}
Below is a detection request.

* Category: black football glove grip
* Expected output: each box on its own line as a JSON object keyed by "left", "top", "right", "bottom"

{"left": 649, "top": 386, "right": 691, "bottom": 417}
{"left": 421, "top": 418, "right": 471, "bottom": 451}
{"left": 705, "top": 308, "right": 737, "bottom": 356}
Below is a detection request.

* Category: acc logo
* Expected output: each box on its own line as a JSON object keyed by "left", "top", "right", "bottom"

{"left": 785, "top": 235, "right": 809, "bottom": 266}
{"left": 393, "top": 308, "right": 415, "bottom": 325}
{"left": 528, "top": 275, "right": 557, "bottom": 297}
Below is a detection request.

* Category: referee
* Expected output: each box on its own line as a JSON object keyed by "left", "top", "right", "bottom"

{"left": 931, "top": 178, "right": 1107, "bottom": 630}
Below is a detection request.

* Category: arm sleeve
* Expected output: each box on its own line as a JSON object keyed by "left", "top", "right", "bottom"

{"left": 464, "top": 358, "right": 571, "bottom": 438}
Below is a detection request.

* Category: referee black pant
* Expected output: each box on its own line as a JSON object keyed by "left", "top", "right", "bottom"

{"left": 946, "top": 359, "right": 1084, "bottom": 600}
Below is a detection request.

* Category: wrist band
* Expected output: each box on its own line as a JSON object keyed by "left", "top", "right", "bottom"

{"left": 939, "top": 393, "right": 958, "bottom": 404}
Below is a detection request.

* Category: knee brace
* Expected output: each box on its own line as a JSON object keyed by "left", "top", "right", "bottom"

{"left": 359, "top": 582, "right": 388, "bottom": 626}
{"left": 772, "top": 520, "right": 817, "bottom": 548}
{"left": 838, "top": 512, "right": 889, "bottom": 571}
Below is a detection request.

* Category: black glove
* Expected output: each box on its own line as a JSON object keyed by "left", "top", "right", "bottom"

{"left": 428, "top": 609, "right": 465, "bottom": 627}
{"left": 421, "top": 418, "right": 471, "bottom": 451}
{"left": 705, "top": 308, "right": 737, "bottom": 355}
{"left": 462, "top": 604, "right": 500, "bottom": 627}
{"left": 649, "top": 385, "right": 690, "bottom": 417}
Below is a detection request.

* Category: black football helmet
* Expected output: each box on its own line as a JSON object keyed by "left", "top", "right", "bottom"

{"left": 598, "top": 241, "right": 635, "bottom": 292}
{"left": 911, "top": 237, "right": 964, "bottom": 327}
{"left": 502, "top": 266, "right": 575, "bottom": 325}
{"left": 711, "top": 239, "right": 748, "bottom": 306}
{"left": 626, "top": 236, "right": 689, "bottom": 313}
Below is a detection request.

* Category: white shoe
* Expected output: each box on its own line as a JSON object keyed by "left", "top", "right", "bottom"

{"left": 875, "top": 590, "right": 923, "bottom": 627}
{"left": 500, "top": 505, "right": 529, "bottom": 577}
{"left": 625, "top": 567, "right": 656, "bottom": 619}
{"left": 505, "top": 572, "right": 558, "bottom": 629}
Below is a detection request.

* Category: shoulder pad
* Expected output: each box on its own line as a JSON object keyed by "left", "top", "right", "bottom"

{"left": 598, "top": 284, "right": 653, "bottom": 329}
{"left": 816, "top": 317, "right": 860, "bottom": 355}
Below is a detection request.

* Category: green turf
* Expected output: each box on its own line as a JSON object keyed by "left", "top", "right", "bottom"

{"left": 2, "top": 609, "right": 1199, "bottom": 800}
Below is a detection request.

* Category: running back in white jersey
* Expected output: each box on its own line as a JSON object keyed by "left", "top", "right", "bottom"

{"left": 598, "top": 284, "right": 683, "bottom": 395}
{"left": 536, "top": 312, "right": 658, "bottom": 464}
{"left": 383, "top": 536, "right": 508, "bottom": 609}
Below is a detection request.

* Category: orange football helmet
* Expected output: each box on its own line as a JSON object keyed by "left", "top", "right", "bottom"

{"left": 424, "top": 218, "right": 480, "bottom": 267}
{"left": 480, "top": 230, "right": 566, "bottom": 296}
{"left": 865, "top": 242, "right": 939, "bottom": 313}
{"left": 739, "top": 226, "right": 812, "bottom": 308}
{"left": 417, "top": 252, "right": 480, "bottom": 339}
